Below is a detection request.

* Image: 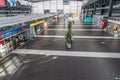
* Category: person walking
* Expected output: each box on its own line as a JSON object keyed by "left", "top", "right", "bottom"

{"left": 101, "top": 18, "right": 108, "bottom": 31}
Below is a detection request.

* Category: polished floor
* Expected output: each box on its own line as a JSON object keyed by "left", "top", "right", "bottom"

{"left": 3, "top": 17, "right": 120, "bottom": 80}
{"left": 7, "top": 54, "right": 120, "bottom": 80}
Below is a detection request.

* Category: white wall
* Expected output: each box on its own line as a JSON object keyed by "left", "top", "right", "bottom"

{"left": 32, "top": 0, "right": 83, "bottom": 14}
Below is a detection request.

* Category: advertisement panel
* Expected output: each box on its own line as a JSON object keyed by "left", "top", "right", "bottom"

{"left": 0, "top": 0, "right": 5, "bottom": 7}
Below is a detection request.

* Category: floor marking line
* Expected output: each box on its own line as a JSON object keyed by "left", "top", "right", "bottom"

{"left": 49, "top": 25, "right": 97, "bottom": 27}
{"left": 12, "top": 49, "right": 120, "bottom": 59}
{"left": 45, "top": 29, "right": 102, "bottom": 31}
{"left": 35, "top": 35, "right": 120, "bottom": 39}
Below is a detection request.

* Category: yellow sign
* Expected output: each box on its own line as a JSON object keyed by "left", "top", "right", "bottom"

{"left": 30, "top": 20, "right": 45, "bottom": 27}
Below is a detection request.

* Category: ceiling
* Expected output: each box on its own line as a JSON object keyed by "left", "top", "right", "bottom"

{"left": 25, "top": 0, "right": 83, "bottom": 3}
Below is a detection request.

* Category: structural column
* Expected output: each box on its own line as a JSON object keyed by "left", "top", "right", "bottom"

{"left": 94, "top": 4, "right": 96, "bottom": 15}
{"left": 108, "top": 0, "right": 114, "bottom": 17}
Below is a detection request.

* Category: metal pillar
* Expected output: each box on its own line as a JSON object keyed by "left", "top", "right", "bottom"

{"left": 87, "top": 8, "right": 89, "bottom": 15}
{"left": 94, "top": 4, "right": 96, "bottom": 15}
{"left": 108, "top": 0, "right": 114, "bottom": 17}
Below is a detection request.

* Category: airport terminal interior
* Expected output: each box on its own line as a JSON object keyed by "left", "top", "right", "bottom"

{"left": 0, "top": 0, "right": 120, "bottom": 80}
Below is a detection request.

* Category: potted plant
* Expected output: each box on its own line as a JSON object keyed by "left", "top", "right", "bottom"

{"left": 65, "top": 31, "right": 72, "bottom": 48}
{"left": 40, "top": 26, "right": 44, "bottom": 32}
{"left": 65, "top": 21, "right": 73, "bottom": 49}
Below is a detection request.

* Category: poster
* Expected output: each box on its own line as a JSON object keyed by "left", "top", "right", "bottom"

{"left": 0, "top": 0, "right": 5, "bottom": 7}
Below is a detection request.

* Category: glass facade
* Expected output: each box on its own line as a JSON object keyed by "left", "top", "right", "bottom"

{"left": 32, "top": 0, "right": 83, "bottom": 14}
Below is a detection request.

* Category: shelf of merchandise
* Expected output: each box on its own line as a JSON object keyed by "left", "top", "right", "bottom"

{"left": 107, "top": 18, "right": 120, "bottom": 36}
{"left": 108, "top": 19, "right": 120, "bottom": 25}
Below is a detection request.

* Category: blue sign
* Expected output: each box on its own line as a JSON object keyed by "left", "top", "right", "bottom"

{"left": 3, "top": 25, "right": 29, "bottom": 38}
{"left": 17, "top": 27, "right": 21, "bottom": 32}
{"left": 10, "top": 28, "right": 18, "bottom": 35}
{"left": 4, "top": 31, "right": 11, "bottom": 37}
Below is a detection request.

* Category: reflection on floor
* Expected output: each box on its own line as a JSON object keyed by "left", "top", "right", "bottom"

{"left": 4, "top": 54, "right": 120, "bottom": 80}
{"left": 0, "top": 54, "right": 21, "bottom": 80}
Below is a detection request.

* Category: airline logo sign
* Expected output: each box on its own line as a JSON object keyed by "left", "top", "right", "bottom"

{"left": 63, "top": 0, "right": 69, "bottom": 5}
{"left": 7, "top": 0, "right": 17, "bottom": 6}
{"left": 0, "top": 0, "right": 5, "bottom": 7}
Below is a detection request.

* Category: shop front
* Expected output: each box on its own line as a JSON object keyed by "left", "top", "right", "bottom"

{"left": 0, "top": 25, "right": 30, "bottom": 58}
{"left": 30, "top": 20, "right": 45, "bottom": 38}
{"left": 108, "top": 18, "right": 120, "bottom": 37}
{"left": 11, "top": 25, "right": 30, "bottom": 49}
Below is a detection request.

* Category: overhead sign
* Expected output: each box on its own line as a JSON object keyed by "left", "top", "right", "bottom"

{"left": 63, "top": 0, "right": 69, "bottom": 5}
{"left": 30, "top": 20, "right": 45, "bottom": 27}
{"left": 7, "top": 0, "right": 17, "bottom": 6}
{"left": 0, "top": 0, "right": 5, "bottom": 7}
